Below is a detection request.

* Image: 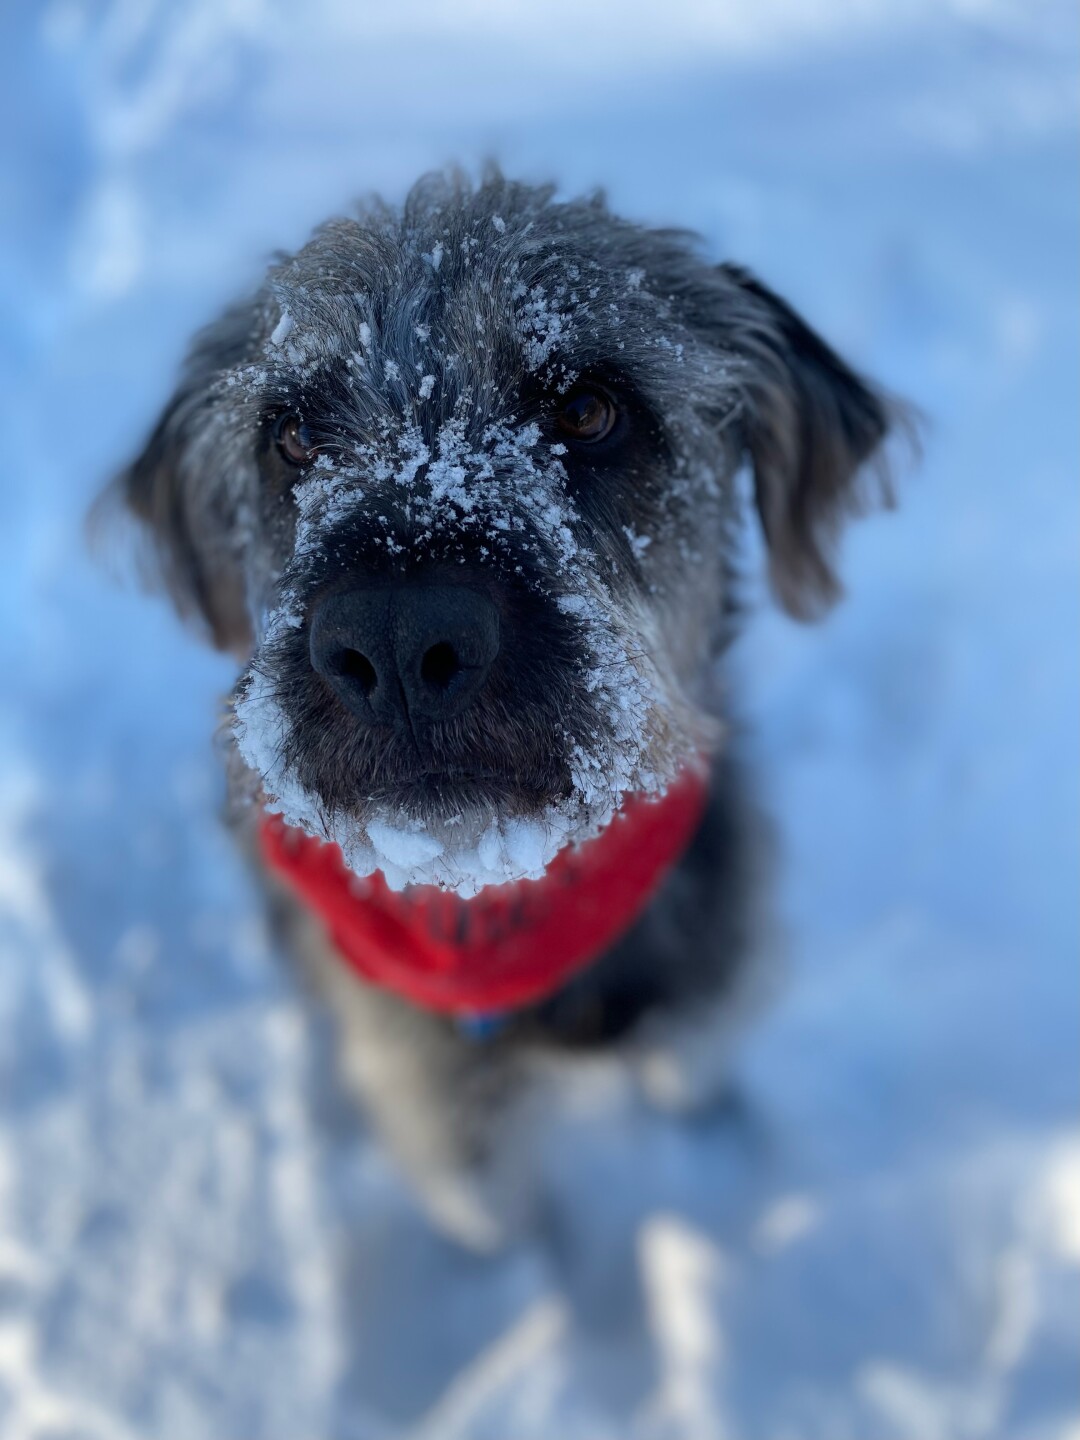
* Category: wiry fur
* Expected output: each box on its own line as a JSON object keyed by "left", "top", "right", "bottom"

{"left": 101, "top": 169, "right": 897, "bottom": 1241}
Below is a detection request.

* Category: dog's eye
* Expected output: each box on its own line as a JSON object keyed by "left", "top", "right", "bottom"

{"left": 557, "top": 389, "right": 617, "bottom": 443}
{"left": 274, "top": 413, "right": 316, "bottom": 465}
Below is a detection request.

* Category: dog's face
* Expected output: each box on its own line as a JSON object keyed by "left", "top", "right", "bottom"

{"left": 109, "top": 173, "right": 892, "bottom": 893}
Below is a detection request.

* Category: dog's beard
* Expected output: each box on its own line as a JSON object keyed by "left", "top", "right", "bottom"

{"left": 232, "top": 584, "right": 696, "bottom": 896}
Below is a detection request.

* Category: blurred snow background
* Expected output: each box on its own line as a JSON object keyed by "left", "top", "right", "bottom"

{"left": 1, "top": 1, "right": 1077, "bottom": 1436}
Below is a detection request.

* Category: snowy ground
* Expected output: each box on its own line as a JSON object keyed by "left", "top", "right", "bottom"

{"left": 1, "top": 2, "right": 1077, "bottom": 1437}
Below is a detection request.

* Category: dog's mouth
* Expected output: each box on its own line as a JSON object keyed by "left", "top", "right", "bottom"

{"left": 362, "top": 764, "right": 571, "bottom": 819}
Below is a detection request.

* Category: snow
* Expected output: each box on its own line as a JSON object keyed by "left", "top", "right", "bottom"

{"left": 1, "top": 3, "right": 1077, "bottom": 1438}
{"left": 268, "top": 309, "right": 294, "bottom": 347}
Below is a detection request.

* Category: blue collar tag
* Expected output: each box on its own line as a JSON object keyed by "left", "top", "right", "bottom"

{"left": 456, "top": 1012, "right": 508, "bottom": 1041}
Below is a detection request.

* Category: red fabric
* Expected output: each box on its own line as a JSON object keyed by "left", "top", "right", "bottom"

{"left": 259, "top": 767, "right": 709, "bottom": 1016}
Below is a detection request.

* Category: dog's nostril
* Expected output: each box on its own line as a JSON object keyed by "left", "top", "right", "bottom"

{"left": 420, "top": 641, "right": 461, "bottom": 692}
{"left": 334, "top": 648, "right": 378, "bottom": 696}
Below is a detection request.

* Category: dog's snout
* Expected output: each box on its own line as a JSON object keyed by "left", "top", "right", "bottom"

{"left": 309, "top": 585, "right": 501, "bottom": 725}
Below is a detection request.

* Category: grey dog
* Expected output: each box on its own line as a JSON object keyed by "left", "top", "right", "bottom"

{"left": 102, "top": 169, "right": 896, "bottom": 1246}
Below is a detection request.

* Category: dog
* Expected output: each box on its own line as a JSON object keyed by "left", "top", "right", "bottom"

{"left": 100, "top": 169, "right": 896, "bottom": 1247}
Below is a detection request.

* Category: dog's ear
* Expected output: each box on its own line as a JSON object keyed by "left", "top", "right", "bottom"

{"left": 93, "top": 302, "right": 257, "bottom": 656}
{"left": 714, "top": 264, "right": 896, "bottom": 619}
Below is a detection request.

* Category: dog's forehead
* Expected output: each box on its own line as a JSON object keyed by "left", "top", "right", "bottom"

{"left": 256, "top": 200, "right": 689, "bottom": 407}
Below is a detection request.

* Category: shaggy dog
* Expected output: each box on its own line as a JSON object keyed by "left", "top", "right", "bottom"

{"left": 102, "top": 170, "right": 896, "bottom": 1246}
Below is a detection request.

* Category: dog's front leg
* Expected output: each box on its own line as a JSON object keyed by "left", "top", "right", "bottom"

{"left": 295, "top": 916, "right": 538, "bottom": 1250}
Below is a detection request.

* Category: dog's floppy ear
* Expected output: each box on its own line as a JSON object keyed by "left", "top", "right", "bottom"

{"left": 94, "top": 301, "right": 257, "bottom": 656}
{"left": 716, "top": 264, "right": 895, "bottom": 619}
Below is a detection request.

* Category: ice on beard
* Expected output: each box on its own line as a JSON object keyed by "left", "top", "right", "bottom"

{"left": 233, "top": 647, "right": 629, "bottom": 896}
{"left": 357, "top": 809, "right": 595, "bottom": 897}
{"left": 232, "top": 665, "right": 617, "bottom": 895}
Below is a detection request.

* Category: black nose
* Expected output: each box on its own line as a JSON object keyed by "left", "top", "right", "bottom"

{"left": 309, "top": 585, "right": 501, "bottom": 725}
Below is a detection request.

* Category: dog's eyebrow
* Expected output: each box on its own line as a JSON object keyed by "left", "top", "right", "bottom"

{"left": 253, "top": 352, "right": 384, "bottom": 425}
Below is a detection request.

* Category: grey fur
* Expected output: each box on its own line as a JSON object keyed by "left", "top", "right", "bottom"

{"left": 103, "top": 169, "right": 896, "bottom": 1242}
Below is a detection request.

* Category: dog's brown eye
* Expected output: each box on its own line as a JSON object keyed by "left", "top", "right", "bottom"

{"left": 275, "top": 413, "right": 316, "bottom": 465}
{"left": 557, "top": 389, "right": 617, "bottom": 443}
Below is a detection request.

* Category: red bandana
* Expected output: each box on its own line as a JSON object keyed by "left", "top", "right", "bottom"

{"left": 259, "top": 767, "right": 708, "bottom": 1017}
